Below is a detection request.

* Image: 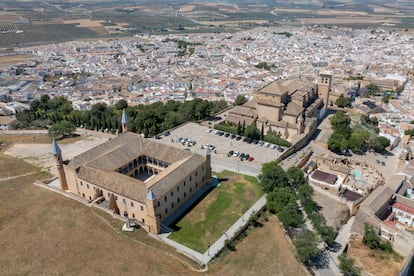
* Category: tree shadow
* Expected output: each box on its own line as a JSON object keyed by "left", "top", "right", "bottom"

{"left": 309, "top": 249, "right": 330, "bottom": 269}
{"left": 327, "top": 241, "right": 342, "bottom": 253}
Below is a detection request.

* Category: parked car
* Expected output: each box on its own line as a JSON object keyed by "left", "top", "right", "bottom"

{"left": 224, "top": 133, "right": 230, "bottom": 138}
{"left": 230, "top": 134, "right": 236, "bottom": 139}
{"left": 244, "top": 154, "right": 250, "bottom": 160}
{"left": 236, "top": 136, "right": 242, "bottom": 141}
{"left": 228, "top": 150, "right": 234, "bottom": 157}
{"left": 248, "top": 156, "right": 254, "bottom": 161}
{"left": 233, "top": 151, "right": 240, "bottom": 157}
{"left": 264, "top": 142, "right": 270, "bottom": 148}
{"left": 240, "top": 153, "right": 245, "bottom": 160}
{"left": 206, "top": 128, "right": 212, "bottom": 133}
{"left": 205, "top": 144, "right": 215, "bottom": 150}
{"left": 258, "top": 141, "right": 264, "bottom": 146}
{"left": 270, "top": 144, "right": 277, "bottom": 149}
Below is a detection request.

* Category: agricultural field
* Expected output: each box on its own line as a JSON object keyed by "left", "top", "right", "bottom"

{"left": 168, "top": 170, "right": 263, "bottom": 253}
{"left": 1, "top": 0, "right": 414, "bottom": 47}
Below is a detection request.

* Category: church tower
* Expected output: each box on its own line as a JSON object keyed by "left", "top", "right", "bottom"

{"left": 52, "top": 138, "right": 68, "bottom": 190}
{"left": 317, "top": 72, "right": 332, "bottom": 107}
{"left": 145, "top": 190, "right": 160, "bottom": 234}
{"left": 121, "top": 109, "right": 128, "bottom": 133}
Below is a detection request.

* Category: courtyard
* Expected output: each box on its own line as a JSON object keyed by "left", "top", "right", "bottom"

{"left": 168, "top": 170, "right": 263, "bottom": 253}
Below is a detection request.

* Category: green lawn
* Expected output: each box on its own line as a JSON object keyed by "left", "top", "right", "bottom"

{"left": 168, "top": 170, "right": 263, "bottom": 253}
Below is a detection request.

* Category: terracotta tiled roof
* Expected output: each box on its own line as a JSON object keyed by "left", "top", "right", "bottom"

{"left": 242, "top": 98, "right": 256, "bottom": 109}
{"left": 393, "top": 202, "right": 414, "bottom": 215}
{"left": 258, "top": 81, "right": 288, "bottom": 95}
{"left": 70, "top": 132, "right": 193, "bottom": 170}
{"left": 284, "top": 102, "right": 303, "bottom": 116}
{"left": 226, "top": 114, "right": 254, "bottom": 125}
{"left": 78, "top": 166, "right": 147, "bottom": 202}
{"left": 229, "top": 105, "right": 256, "bottom": 118}
{"left": 69, "top": 132, "right": 207, "bottom": 203}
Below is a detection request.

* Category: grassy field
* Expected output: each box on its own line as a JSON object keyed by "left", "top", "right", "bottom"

{"left": 168, "top": 170, "right": 263, "bottom": 253}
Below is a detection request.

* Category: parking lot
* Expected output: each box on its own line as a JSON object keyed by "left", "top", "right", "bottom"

{"left": 153, "top": 122, "right": 287, "bottom": 176}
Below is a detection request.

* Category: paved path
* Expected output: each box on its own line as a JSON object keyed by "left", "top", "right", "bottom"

{"left": 315, "top": 216, "right": 355, "bottom": 276}
{"left": 159, "top": 194, "right": 267, "bottom": 265}
{"left": 0, "top": 171, "right": 39, "bottom": 182}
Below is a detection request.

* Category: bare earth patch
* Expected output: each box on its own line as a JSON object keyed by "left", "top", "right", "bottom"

{"left": 313, "top": 190, "right": 350, "bottom": 229}
{"left": 4, "top": 135, "right": 106, "bottom": 173}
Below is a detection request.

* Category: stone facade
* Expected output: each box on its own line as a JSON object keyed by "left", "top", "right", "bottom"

{"left": 53, "top": 132, "right": 211, "bottom": 234}
{"left": 226, "top": 73, "right": 331, "bottom": 141}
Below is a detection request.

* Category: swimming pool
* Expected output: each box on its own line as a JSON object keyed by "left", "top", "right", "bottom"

{"left": 352, "top": 170, "right": 362, "bottom": 179}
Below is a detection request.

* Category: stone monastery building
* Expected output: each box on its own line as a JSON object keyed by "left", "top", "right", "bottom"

{"left": 226, "top": 73, "right": 332, "bottom": 141}
{"left": 52, "top": 110, "right": 212, "bottom": 234}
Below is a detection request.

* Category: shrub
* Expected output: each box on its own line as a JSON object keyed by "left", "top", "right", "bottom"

{"left": 213, "top": 122, "right": 238, "bottom": 135}
{"left": 224, "top": 238, "right": 236, "bottom": 251}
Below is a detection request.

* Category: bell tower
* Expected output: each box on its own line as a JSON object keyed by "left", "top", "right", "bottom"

{"left": 121, "top": 109, "right": 128, "bottom": 133}
{"left": 52, "top": 138, "right": 68, "bottom": 190}
{"left": 317, "top": 72, "right": 332, "bottom": 107}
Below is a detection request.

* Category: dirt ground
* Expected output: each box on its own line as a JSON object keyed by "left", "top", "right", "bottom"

{"left": 3, "top": 134, "right": 107, "bottom": 174}
{"left": 348, "top": 237, "right": 404, "bottom": 276}
{"left": 208, "top": 215, "right": 306, "bottom": 276}
{"left": 313, "top": 190, "right": 350, "bottom": 230}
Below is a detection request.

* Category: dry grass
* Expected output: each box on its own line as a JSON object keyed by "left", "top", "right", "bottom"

{"left": 0, "top": 134, "right": 83, "bottom": 145}
{"left": 0, "top": 54, "right": 36, "bottom": 66}
{"left": 0, "top": 152, "right": 200, "bottom": 275}
{"left": 208, "top": 215, "right": 306, "bottom": 276}
{"left": 0, "top": 136, "right": 303, "bottom": 275}
{"left": 348, "top": 237, "right": 404, "bottom": 276}
{"left": 179, "top": 5, "right": 196, "bottom": 12}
